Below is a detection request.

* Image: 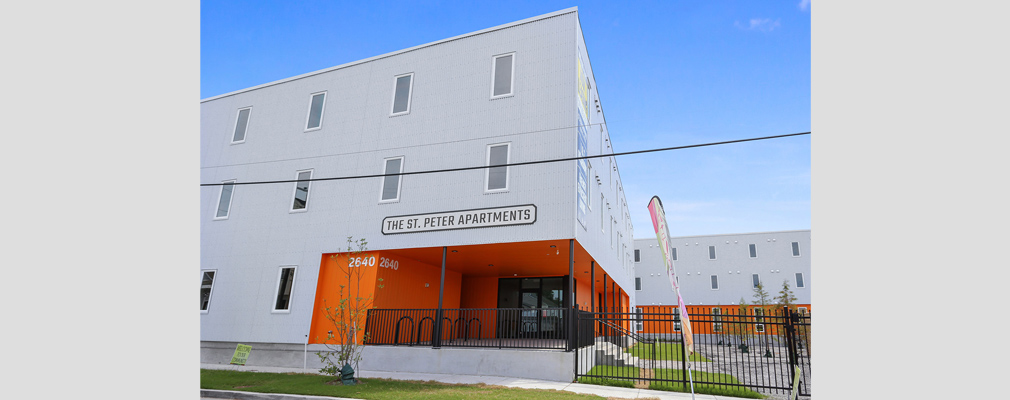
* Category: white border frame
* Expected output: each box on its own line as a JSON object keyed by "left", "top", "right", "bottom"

{"left": 289, "top": 169, "right": 313, "bottom": 212}
{"left": 379, "top": 156, "right": 405, "bottom": 203}
{"left": 231, "top": 107, "right": 252, "bottom": 144}
{"left": 634, "top": 249, "right": 641, "bottom": 263}
{"left": 635, "top": 277, "right": 642, "bottom": 291}
{"left": 484, "top": 142, "right": 510, "bottom": 192}
{"left": 490, "top": 52, "right": 516, "bottom": 99}
{"left": 304, "top": 91, "right": 327, "bottom": 132}
{"left": 214, "top": 180, "right": 236, "bottom": 220}
{"left": 200, "top": 269, "right": 217, "bottom": 314}
{"left": 390, "top": 73, "right": 414, "bottom": 116}
{"left": 749, "top": 243, "right": 758, "bottom": 258}
{"left": 271, "top": 266, "right": 297, "bottom": 313}
{"left": 712, "top": 307, "right": 723, "bottom": 332}
{"left": 754, "top": 307, "right": 766, "bottom": 333}
{"left": 752, "top": 273, "right": 761, "bottom": 289}
{"left": 709, "top": 245, "right": 717, "bottom": 260}
{"left": 710, "top": 274, "right": 719, "bottom": 290}
{"left": 795, "top": 272, "right": 806, "bottom": 288}
{"left": 791, "top": 241, "right": 801, "bottom": 257}
{"left": 797, "top": 306, "right": 808, "bottom": 316}
{"left": 671, "top": 247, "right": 677, "bottom": 261}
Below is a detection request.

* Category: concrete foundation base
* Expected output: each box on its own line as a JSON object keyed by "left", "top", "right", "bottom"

{"left": 201, "top": 341, "right": 575, "bottom": 382}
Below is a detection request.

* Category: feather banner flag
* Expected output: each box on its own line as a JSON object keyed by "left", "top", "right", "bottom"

{"left": 647, "top": 196, "right": 694, "bottom": 354}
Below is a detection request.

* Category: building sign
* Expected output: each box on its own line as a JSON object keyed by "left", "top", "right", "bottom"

{"left": 575, "top": 53, "right": 590, "bottom": 228}
{"left": 230, "top": 344, "right": 252, "bottom": 365}
{"left": 382, "top": 204, "right": 536, "bottom": 235}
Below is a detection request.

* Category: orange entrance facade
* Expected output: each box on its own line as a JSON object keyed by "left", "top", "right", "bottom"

{"left": 307, "top": 239, "right": 632, "bottom": 346}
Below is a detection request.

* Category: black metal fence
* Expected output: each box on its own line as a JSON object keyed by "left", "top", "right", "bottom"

{"left": 364, "top": 307, "right": 572, "bottom": 350}
{"left": 575, "top": 306, "right": 811, "bottom": 397}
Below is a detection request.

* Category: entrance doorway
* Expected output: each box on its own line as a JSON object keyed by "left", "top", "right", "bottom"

{"left": 496, "top": 276, "right": 572, "bottom": 338}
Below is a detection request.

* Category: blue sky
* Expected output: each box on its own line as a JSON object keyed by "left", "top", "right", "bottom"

{"left": 202, "top": 0, "right": 811, "bottom": 237}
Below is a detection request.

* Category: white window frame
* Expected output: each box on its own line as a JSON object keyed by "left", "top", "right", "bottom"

{"left": 635, "top": 308, "right": 644, "bottom": 332}
{"left": 304, "top": 91, "right": 327, "bottom": 132}
{"left": 710, "top": 275, "right": 719, "bottom": 290}
{"left": 634, "top": 249, "right": 641, "bottom": 263}
{"left": 712, "top": 307, "right": 723, "bottom": 332}
{"left": 749, "top": 243, "right": 757, "bottom": 258}
{"left": 671, "top": 247, "right": 677, "bottom": 261}
{"left": 484, "top": 142, "right": 510, "bottom": 192}
{"left": 792, "top": 241, "right": 801, "bottom": 257}
{"left": 797, "top": 306, "right": 808, "bottom": 316}
{"left": 214, "top": 180, "right": 236, "bottom": 220}
{"left": 754, "top": 307, "right": 766, "bottom": 333}
{"left": 272, "top": 266, "right": 297, "bottom": 313}
{"left": 635, "top": 277, "right": 642, "bottom": 291}
{"left": 390, "top": 72, "right": 414, "bottom": 116}
{"left": 379, "top": 156, "right": 404, "bottom": 203}
{"left": 795, "top": 272, "right": 806, "bottom": 288}
{"left": 752, "top": 273, "right": 761, "bottom": 288}
{"left": 200, "top": 269, "right": 217, "bottom": 314}
{"left": 601, "top": 196, "right": 606, "bottom": 232}
{"left": 490, "top": 52, "right": 516, "bottom": 99}
{"left": 290, "top": 169, "right": 313, "bottom": 212}
{"left": 709, "top": 245, "right": 717, "bottom": 260}
{"left": 586, "top": 163, "right": 593, "bottom": 211}
{"left": 231, "top": 106, "right": 252, "bottom": 144}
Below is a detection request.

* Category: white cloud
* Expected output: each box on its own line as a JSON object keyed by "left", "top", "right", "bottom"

{"left": 799, "top": 0, "right": 811, "bottom": 11}
{"left": 734, "top": 18, "right": 781, "bottom": 32}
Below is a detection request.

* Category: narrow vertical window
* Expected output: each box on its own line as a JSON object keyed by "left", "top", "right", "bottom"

{"left": 792, "top": 241, "right": 801, "bottom": 257}
{"left": 485, "top": 143, "right": 509, "bottom": 191}
{"left": 491, "top": 53, "right": 515, "bottom": 97}
{"left": 601, "top": 196, "right": 606, "bottom": 232}
{"left": 754, "top": 307, "right": 766, "bottom": 333}
{"left": 635, "top": 277, "right": 642, "bottom": 291}
{"left": 634, "top": 249, "right": 641, "bottom": 262}
{"left": 391, "top": 73, "right": 414, "bottom": 115}
{"left": 273, "top": 267, "right": 297, "bottom": 312}
{"left": 709, "top": 245, "right": 717, "bottom": 260}
{"left": 712, "top": 307, "right": 723, "bottom": 332}
{"left": 671, "top": 247, "right": 677, "bottom": 261}
{"left": 749, "top": 243, "right": 757, "bottom": 258}
{"left": 305, "top": 92, "right": 326, "bottom": 131}
{"left": 752, "top": 274, "right": 761, "bottom": 288}
{"left": 214, "top": 180, "right": 236, "bottom": 220}
{"left": 380, "top": 157, "right": 404, "bottom": 202}
{"left": 710, "top": 275, "right": 719, "bottom": 290}
{"left": 635, "top": 308, "right": 644, "bottom": 331}
{"left": 232, "top": 107, "right": 251, "bottom": 143}
{"left": 796, "top": 272, "right": 805, "bottom": 288}
{"left": 291, "top": 170, "right": 312, "bottom": 211}
{"left": 200, "top": 270, "right": 216, "bottom": 312}
{"left": 587, "top": 163, "right": 593, "bottom": 210}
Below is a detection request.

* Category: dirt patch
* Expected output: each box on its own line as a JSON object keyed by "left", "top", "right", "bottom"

{"left": 635, "top": 369, "right": 654, "bottom": 389}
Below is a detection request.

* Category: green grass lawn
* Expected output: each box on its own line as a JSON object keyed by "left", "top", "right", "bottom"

{"left": 201, "top": 369, "right": 604, "bottom": 400}
{"left": 624, "top": 342, "right": 710, "bottom": 362}
{"left": 649, "top": 368, "right": 764, "bottom": 399}
{"left": 575, "top": 366, "right": 639, "bottom": 388}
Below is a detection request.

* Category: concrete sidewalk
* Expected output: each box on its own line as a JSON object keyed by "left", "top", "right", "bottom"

{"left": 200, "top": 363, "right": 736, "bottom": 400}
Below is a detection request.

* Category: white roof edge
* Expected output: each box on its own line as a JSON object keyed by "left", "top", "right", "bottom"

{"left": 201, "top": 7, "right": 579, "bottom": 103}
{"left": 633, "top": 229, "right": 811, "bottom": 241}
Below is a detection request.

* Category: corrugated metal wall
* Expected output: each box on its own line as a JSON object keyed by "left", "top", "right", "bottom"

{"left": 633, "top": 230, "right": 812, "bottom": 307}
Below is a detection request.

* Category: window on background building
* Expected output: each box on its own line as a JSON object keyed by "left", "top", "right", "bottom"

{"left": 305, "top": 92, "right": 326, "bottom": 130}
{"left": 273, "top": 267, "right": 297, "bottom": 312}
{"left": 635, "top": 277, "right": 642, "bottom": 291}
{"left": 232, "top": 107, "right": 251, "bottom": 143}
{"left": 491, "top": 53, "right": 515, "bottom": 97}
{"left": 709, "top": 245, "right": 716, "bottom": 260}
{"left": 634, "top": 249, "right": 641, "bottom": 262}
{"left": 671, "top": 247, "right": 677, "bottom": 261}
{"left": 391, "top": 73, "right": 414, "bottom": 115}
{"left": 796, "top": 272, "right": 805, "bottom": 288}
{"left": 711, "top": 275, "right": 719, "bottom": 290}
{"left": 797, "top": 307, "right": 808, "bottom": 316}
{"left": 601, "top": 197, "right": 606, "bottom": 232}
{"left": 214, "top": 180, "right": 236, "bottom": 220}
{"left": 754, "top": 307, "right": 765, "bottom": 333}
{"left": 200, "top": 270, "right": 216, "bottom": 312}
{"left": 792, "top": 241, "right": 801, "bottom": 257}
{"left": 485, "top": 143, "right": 509, "bottom": 191}
{"left": 712, "top": 307, "right": 723, "bottom": 332}
{"left": 635, "top": 308, "right": 644, "bottom": 331}
{"left": 753, "top": 274, "right": 761, "bottom": 288}
{"left": 380, "top": 157, "right": 404, "bottom": 201}
{"left": 587, "top": 163, "right": 593, "bottom": 210}
{"left": 291, "top": 170, "right": 312, "bottom": 211}
{"left": 749, "top": 243, "right": 757, "bottom": 258}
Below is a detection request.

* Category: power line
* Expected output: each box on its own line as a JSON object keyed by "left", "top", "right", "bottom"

{"left": 200, "top": 131, "right": 810, "bottom": 187}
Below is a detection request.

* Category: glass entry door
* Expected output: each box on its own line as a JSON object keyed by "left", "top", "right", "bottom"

{"left": 496, "top": 276, "right": 570, "bottom": 338}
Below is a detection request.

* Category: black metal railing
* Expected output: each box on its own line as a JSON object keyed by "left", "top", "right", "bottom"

{"left": 364, "top": 308, "right": 571, "bottom": 350}
{"left": 574, "top": 306, "right": 811, "bottom": 397}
